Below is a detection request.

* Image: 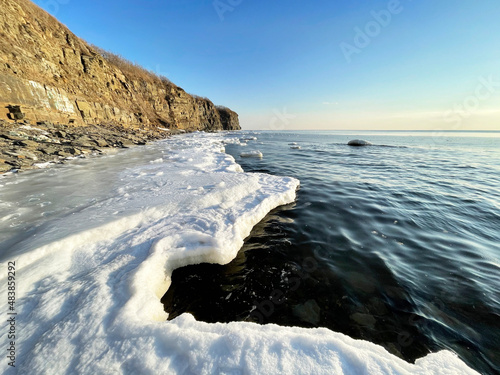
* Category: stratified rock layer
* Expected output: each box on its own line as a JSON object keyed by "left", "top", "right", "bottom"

{"left": 0, "top": 0, "right": 240, "bottom": 131}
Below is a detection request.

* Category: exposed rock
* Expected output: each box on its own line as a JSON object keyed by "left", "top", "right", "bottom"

{"left": 292, "top": 299, "right": 321, "bottom": 325}
{"left": 0, "top": 122, "right": 170, "bottom": 173}
{"left": 0, "top": 161, "right": 12, "bottom": 173}
{"left": 240, "top": 150, "right": 263, "bottom": 158}
{"left": 350, "top": 312, "right": 376, "bottom": 328}
{"left": 0, "top": 0, "right": 240, "bottom": 132}
{"left": 348, "top": 139, "right": 372, "bottom": 146}
{"left": 217, "top": 106, "right": 240, "bottom": 131}
{"left": 92, "top": 138, "right": 108, "bottom": 148}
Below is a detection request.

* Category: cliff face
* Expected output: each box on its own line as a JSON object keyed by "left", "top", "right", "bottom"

{"left": 0, "top": 0, "right": 240, "bottom": 131}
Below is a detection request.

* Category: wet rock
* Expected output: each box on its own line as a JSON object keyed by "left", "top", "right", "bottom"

{"left": 369, "top": 297, "right": 388, "bottom": 316}
{"left": 292, "top": 299, "right": 321, "bottom": 325}
{"left": 350, "top": 312, "right": 376, "bottom": 328}
{"left": 348, "top": 139, "right": 372, "bottom": 146}
{"left": 386, "top": 343, "right": 404, "bottom": 359}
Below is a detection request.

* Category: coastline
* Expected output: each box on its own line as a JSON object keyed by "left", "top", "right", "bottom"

{"left": 0, "top": 120, "right": 191, "bottom": 174}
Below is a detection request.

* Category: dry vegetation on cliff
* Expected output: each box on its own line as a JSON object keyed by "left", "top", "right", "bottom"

{"left": 0, "top": 0, "right": 240, "bottom": 173}
{"left": 89, "top": 45, "right": 173, "bottom": 87}
{"left": 0, "top": 0, "right": 240, "bottom": 131}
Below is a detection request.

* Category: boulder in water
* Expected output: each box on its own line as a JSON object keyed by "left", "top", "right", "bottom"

{"left": 292, "top": 299, "right": 321, "bottom": 325}
{"left": 348, "top": 139, "right": 372, "bottom": 146}
{"left": 240, "top": 150, "right": 263, "bottom": 158}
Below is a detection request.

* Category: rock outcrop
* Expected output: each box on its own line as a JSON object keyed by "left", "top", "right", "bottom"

{"left": 0, "top": 120, "right": 171, "bottom": 173}
{"left": 348, "top": 139, "right": 372, "bottom": 146}
{"left": 0, "top": 0, "right": 240, "bottom": 131}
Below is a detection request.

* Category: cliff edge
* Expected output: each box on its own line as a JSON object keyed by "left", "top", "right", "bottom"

{"left": 0, "top": 0, "right": 240, "bottom": 131}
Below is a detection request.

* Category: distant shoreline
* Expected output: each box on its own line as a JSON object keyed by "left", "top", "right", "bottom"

{"left": 246, "top": 129, "right": 500, "bottom": 133}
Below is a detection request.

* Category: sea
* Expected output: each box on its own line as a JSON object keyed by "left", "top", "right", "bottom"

{"left": 164, "top": 130, "right": 500, "bottom": 375}
{"left": 0, "top": 130, "right": 498, "bottom": 374}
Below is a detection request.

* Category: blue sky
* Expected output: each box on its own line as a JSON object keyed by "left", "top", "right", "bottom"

{"left": 36, "top": 0, "right": 500, "bottom": 130}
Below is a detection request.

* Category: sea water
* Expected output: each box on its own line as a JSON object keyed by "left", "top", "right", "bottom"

{"left": 0, "top": 131, "right": 493, "bottom": 374}
{"left": 164, "top": 130, "right": 500, "bottom": 375}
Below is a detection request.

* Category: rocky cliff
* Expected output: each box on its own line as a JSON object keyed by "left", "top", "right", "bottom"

{"left": 0, "top": 0, "right": 240, "bottom": 131}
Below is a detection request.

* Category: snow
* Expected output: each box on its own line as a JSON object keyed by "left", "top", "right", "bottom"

{"left": 241, "top": 136, "right": 257, "bottom": 141}
{"left": 33, "top": 161, "right": 55, "bottom": 169}
{"left": 240, "top": 150, "right": 263, "bottom": 158}
{"left": 0, "top": 132, "right": 478, "bottom": 374}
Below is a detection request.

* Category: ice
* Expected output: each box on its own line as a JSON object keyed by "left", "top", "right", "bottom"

{"left": 0, "top": 132, "right": 478, "bottom": 374}
{"left": 240, "top": 150, "right": 263, "bottom": 158}
{"left": 241, "top": 136, "right": 257, "bottom": 141}
{"left": 33, "top": 161, "right": 55, "bottom": 169}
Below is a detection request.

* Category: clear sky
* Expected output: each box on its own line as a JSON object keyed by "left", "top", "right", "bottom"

{"left": 35, "top": 0, "right": 500, "bottom": 130}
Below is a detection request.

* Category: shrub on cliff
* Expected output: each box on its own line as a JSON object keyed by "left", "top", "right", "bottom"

{"left": 90, "top": 44, "right": 173, "bottom": 86}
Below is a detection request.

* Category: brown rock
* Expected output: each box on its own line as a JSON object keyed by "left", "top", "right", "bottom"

{"left": 0, "top": 162, "right": 12, "bottom": 173}
{"left": 0, "top": 0, "right": 240, "bottom": 132}
{"left": 38, "top": 145, "right": 60, "bottom": 155}
{"left": 92, "top": 138, "right": 108, "bottom": 148}
{"left": 13, "top": 139, "right": 38, "bottom": 148}
{"left": 55, "top": 130, "right": 67, "bottom": 138}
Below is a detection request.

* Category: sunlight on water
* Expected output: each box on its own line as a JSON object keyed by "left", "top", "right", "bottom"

{"left": 164, "top": 131, "right": 500, "bottom": 375}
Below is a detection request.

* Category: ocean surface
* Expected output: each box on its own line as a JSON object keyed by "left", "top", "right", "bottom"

{"left": 0, "top": 130, "right": 497, "bottom": 374}
{"left": 163, "top": 130, "right": 500, "bottom": 375}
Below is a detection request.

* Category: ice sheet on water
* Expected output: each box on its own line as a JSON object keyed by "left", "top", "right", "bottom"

{"left": 0, "top": 132, "right": 478, "bottom": 374}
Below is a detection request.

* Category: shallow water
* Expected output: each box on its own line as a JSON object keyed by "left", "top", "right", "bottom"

{"left": 163, "top": 131, "right": 500, "bottom": 375}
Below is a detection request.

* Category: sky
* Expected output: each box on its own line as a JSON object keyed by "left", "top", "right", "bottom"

{"left": 35, "top": 0, "right": 500, "bottom": 131}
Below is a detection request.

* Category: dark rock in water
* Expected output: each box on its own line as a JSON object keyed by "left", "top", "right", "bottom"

{"left": 348, "top": 139, "right": 372, "bottom": 146}
{"left": 292, "top": 299, "right": 321, "bottom": 325}
{"left": 350, "top": 312, "right": 376, "bottom": 328}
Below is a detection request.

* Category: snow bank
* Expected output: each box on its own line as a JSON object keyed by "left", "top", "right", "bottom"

{"left": 0, "top": 133, "right": 478, "bottom": 374}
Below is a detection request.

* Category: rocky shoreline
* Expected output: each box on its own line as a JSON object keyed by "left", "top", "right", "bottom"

{"left": 0, "top": 120, "right": 182, "bottom": 174}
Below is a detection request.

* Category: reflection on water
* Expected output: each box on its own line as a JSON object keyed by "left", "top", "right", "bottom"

{"left": 163, "top": 131, "right": 500, "bottom": 375}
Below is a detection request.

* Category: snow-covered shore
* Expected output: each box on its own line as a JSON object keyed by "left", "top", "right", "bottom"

{"left": 0, "top": 133, "right": 478, "bottom": 374}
